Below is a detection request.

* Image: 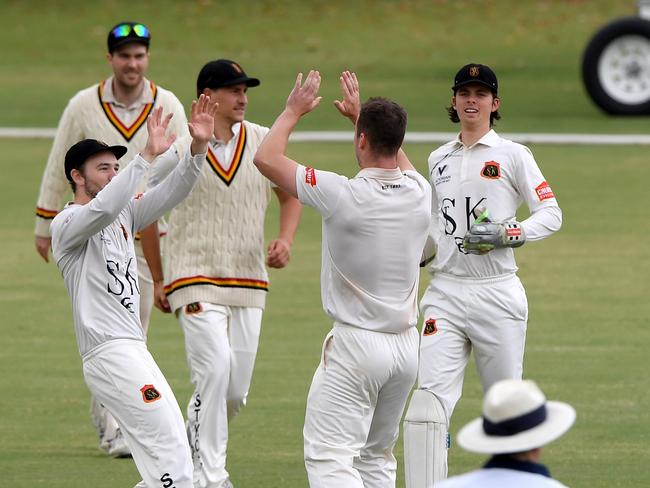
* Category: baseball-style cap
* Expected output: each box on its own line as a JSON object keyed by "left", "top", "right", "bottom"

{"left": 452, "top": 63, "right": 498, "bottom": 94}
{"left": 64, "top": 139, "right": 127, "bottom": 182}
{"left": 196, "top": 59, "right": 260, "bottom": 94}
{"left": 107, "top": 21, "right": 151, "bottom": 53}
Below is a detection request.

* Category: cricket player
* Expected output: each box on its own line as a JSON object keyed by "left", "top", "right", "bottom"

{"left": 147, "top": 59, "right": 301, "bottom": 488}
{"left": 50, "top": 96, "right": 217, "bottom": 488}
{"left": 403, "top": 63, "right": 562, "bottom": 486}
{"left": 254, "top": 70, "right": 431, "bottom": 488}
{"left": 33, "top": 21, "right": 188, "bottom": 456}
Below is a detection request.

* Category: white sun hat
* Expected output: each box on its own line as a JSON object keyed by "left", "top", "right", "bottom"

{"left": 457, "top": 379, "right": 576, "bottom": 454}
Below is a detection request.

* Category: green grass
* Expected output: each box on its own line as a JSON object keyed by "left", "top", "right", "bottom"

{"left": 2, "top": 139, "right": 649, "bottom": 487}
{"left": 1, "top": 0, "right": 648, "bottom": 133}
{"left": 2, "top": 0, "right": 650, "bottom": 486}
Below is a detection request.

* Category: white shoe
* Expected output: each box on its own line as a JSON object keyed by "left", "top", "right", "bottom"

{"left": 106, "top": 428, "right": 132, "bottom": 458}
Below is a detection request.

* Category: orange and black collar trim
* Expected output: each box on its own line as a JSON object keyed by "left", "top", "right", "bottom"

{"left": 206, "top": 124, "right": 246, "bottom": 186}
{"left": 98, "top": 80, "right": 157, "bottom": 142}
{"left": 164, "top": 275, "right": 268, "bottom": 296}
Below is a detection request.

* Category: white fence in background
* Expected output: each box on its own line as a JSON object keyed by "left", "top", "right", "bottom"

{"left": 2, "top": 127, "right": 650, "bottom": 145}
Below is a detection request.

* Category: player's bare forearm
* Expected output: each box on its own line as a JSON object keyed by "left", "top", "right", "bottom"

{"left": 255, "top": 71, "right": 322, "bottom": 197}
{"left": 397, "top": 148, "right": 416, "bottom": 172}
{"left": 140, "top": 222, "right": 164, "bottom": 282}
{"left": 35, "top": 235, "right": 52, "bottom": 263}
{"left": 254, "top": 111, "right": 301, "bottom": 197}
{"left": 267, "top": 188, "right": 301, "bottom": 269}
{"left": 276, "top": 187, "right": 301, "bottom": 246}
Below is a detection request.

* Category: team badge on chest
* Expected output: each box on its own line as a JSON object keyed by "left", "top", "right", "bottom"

{"left": 140, "top": 384, "right": 162, "bottom": 403}
{"left": 481, "top": 161, "right": 501, "bottom": 179}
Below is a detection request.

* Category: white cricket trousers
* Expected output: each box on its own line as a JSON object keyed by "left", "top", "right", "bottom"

{"left": 304, "top": 323, "right": 419, "bottom": 488}
{"left": 82, "top": 339, "right": 193, "bottom": 488}
{"left": 178, "top": 302, "right": 262, "bottom": 488}
{"left": 418, "top": 273, "right": 528, "bottom": 422}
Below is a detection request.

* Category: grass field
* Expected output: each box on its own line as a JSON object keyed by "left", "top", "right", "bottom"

{"left": 1, "top": 0, "right": 650, "bottom": 487}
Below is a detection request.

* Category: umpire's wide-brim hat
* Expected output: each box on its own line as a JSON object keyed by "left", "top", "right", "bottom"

{"left": 64, "top": 139, "right": 127, "bottom": 182}
{"left": 457, "top": 379, "right": 576, "bottom": 454}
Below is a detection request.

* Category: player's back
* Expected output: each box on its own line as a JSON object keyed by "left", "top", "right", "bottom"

{"left": 321, "top": 168, "right": 431, "bottom": 333}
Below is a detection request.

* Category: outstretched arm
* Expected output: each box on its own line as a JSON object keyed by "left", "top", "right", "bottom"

{"left": 254, "top": 71, "right": 323, "bottom": 198}
{"left": 133, "top": 94, "right": 217, "bottom": 230}
{"left": 334, "top": 70, "right": 415, "bottom": 172}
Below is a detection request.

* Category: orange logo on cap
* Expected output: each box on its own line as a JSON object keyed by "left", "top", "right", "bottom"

{"left": 469, "top": 66, "right": 479, "bottom": 77}
{"left": 231, "top": 63, "right": 243, "bottom": 74}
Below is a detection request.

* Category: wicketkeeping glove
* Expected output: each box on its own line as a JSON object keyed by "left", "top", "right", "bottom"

{"left": 463, "top": 220, "right": 526, "bottom": 254}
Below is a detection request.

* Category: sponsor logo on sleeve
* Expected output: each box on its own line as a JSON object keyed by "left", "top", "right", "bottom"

{"left": 481, "top": 161, "right": 501, "bottom": 179}
{"left": 305, "top": 167, "right": 317, "bottom": 187}
{"left": 423, "top": 318, "right": 438, "bottom": 336}
{"left": 140, "top": 384, "right": 161, "bottom": 403}
{"left": 133, "top": 192, "right": 144, "bottom": 200}
{"left": 535, "top": 181, "right": 555, "bottom": 201}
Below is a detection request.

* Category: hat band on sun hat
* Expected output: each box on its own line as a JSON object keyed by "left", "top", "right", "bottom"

{"left": 482, "top": 404, "right": 547, "bottom": 437}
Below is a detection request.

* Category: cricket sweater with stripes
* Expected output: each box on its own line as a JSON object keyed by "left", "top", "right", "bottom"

{"left": 162, "top": 121, "right": 273, "bottom": 311}
{"left": 35, "top": 77, "right": 188, "bottom": 237}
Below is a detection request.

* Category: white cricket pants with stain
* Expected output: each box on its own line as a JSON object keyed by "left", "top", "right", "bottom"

{"left": 418, "top": 273, "right": 528, "bottom": 423}
{"left": 304, "top": 323, "right": 419, "bottom": 488}
{"left": 179, "top": 303, "right": 262, "bottom": 488}
{"left": 83, "top": 339, "right": 193, "bottom": 488}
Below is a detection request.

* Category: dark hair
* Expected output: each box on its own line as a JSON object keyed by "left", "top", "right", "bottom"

{"left": 447, "top": 92, "right": 501, "bottom": 126}
{"left": 356, "top": 97, "right": 407, "bottom": 157}
{"left": 68, "top": 165, "right": 86, "bottom": 192}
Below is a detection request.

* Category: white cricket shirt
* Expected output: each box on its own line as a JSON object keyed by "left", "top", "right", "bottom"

{"left": 51, "top": 148, "right": 205, "bottom": 357}
{"left": 427, "top": 130, "right": 562, "bottom": 278}
{"left": 296, "top": 164, "right": 431, "bottom": 333}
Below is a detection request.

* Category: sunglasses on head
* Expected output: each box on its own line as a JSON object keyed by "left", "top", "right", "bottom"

{"left": 111, "top": 23, "right": 150, "bottom": 39}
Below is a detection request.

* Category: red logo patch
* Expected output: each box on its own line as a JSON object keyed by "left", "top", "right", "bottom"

{"left": 305, "top": 167, "right": 317, "bottom": 187}
{"left": 185, "top": 302, "right": 203, "bottom": 315}
{"left": 506, "top": 227, "right": 522, "bottom": 238}
{"left": 481, "top": 161, "right": 501, "bottom": 179}
{"left": 535, "top": 181, "right": 555, "bottom": 201}
{"left": 423, "top": 318, "right": 438, "bottom": 336}
{"left": 140, "top": 384, "right": 161, "bottom": 403}
{"left": 134, "top": 192, "right": 144, "bottom": 200}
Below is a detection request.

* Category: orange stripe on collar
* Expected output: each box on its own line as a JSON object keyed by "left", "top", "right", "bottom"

{"left": 206, "top": 124, "right": 247, "bottom": 186}
{"left": 98, "top": 80, "right": 157, "bottom": 142}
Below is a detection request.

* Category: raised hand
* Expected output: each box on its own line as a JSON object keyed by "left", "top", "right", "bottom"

{"left": 334, "top": 70, "right": 361, "bottom": 124}
{"left": 285, "top": 70, "right": 323, "bottom": 117}
{"left": 189, "top": 93, "right": 218, "bottom": 155}
{"left": 142, "top": 107, "right": 176, "bottom": 162}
